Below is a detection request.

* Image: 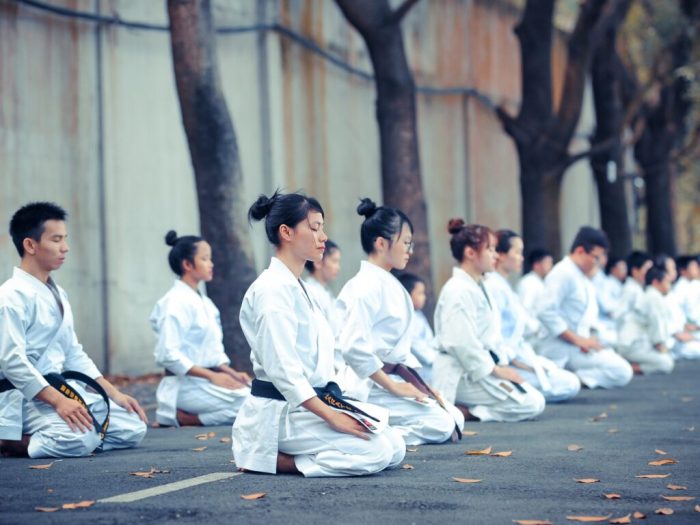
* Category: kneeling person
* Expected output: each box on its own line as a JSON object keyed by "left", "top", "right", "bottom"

{"left": 0, "top": 202, "right": 147, "bottom": 458}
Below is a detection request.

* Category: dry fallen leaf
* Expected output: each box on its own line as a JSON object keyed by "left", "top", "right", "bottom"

{"left": 590, "top": 412, "right": 608, "bottom": 422}
{"left": 607, "top": 428, "right": 619, "bottom": 434}
{"left": 685, "top": 426, "right": 696, "bottom": 432}
{"left": 240, "top": 492, "right": 266, "bottom": 500}
{"left": 655, "top": 508, "right": 673, "bottom": 515}
{"left": 29, "top": 462, "right": 55, "bottom": 470}
{"left": 575, "top": 478, "right": 601, "bottom": 484}
{"left": 609, "top": 514, "right": 631, "bottom": 524}
{"left": 192, "top": 446, "right": 207, "bottom": 452}
{"left": 603, "top": 493, "right": 622, "bottom": 500}
{"left": 129, "top": 467, "right": 170, "bottom": 479}
{"left": 632, "top": 511, "right": 646, "bottom": 519}
{"left": 219, "top": 437, "right": 231, "bottom": 443}
{"left": 694, "top": 505, "right": 700, "bottom": 512}
{"left": 62, "top": 500, "right": 95, "bottom": 510}
{"left": 195, "top": 433, "right": 209, "bottom": 441}
{"left": 655, "top": 449, "right": 668, "bottom": 455}
{"left": 568, "top": 444, "right": 584, "bottom": 452}
{"left": 491, "top": 450, "right": 513, "bottom": 457}
{"left": 566, "top": 514, "right": 612, "bottom": 522}
{"left": 47, "top": 489, "right": 54, "bottom": 493}
{"left": 681, "top": 396, "right": 693, "bottom": 402}
{"left": 453, "top": 477, "right": 482, "bottom": 483}
{"left": 35, "top": 507, "right": 59, "bottom": 513}
{"left": 466, "top": 446, "right": 492, "bottom": 455}
{"left": 661, "top": 495, "right": 695, "bottom": 501}
{"left": 401, "top": 463, "right": 414, "bottom": 470}
{"left": 208, "top": 431, "right": 216, "bottom": 438}
{"left": 666, "top": 484, "right": 687, "bottom": 490}
{"left": 462, "top": 431, "right": 478, "bottom": 436}
{"left": 406, "top": 447, "right": 418, "bottom": 452}
{"left": 636, "top": 473, "right": 670, "bottom": 479}
{"left": 512, "top": 520, "right": 553, "bottom": 525}
{"left": 648, "top": 459, "right": 677, "bottom": 466}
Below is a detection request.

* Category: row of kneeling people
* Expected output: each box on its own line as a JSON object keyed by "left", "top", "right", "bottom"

{"left": 1, "top": 197, "right": 697, "bottom": 477}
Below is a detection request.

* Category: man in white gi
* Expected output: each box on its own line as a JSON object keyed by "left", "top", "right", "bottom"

{"left": 613, "top": 251, "right": 653, "bottom": 326}
{"left": 516, "top": 248, "right": 553, "bottom": 343}
{"left": 672, "top": 255, "right": 700, "bottom": 327}
{"left": 537, "top": 227, "right": 633, "bottom": 389}
{"left": 0, "top": 202, "right": 147, "bottom": 458}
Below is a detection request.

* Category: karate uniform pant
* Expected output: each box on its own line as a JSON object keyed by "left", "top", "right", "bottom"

{"left": 279, "top": 411, "right": 406, "bottom": 477}
{"left": 537, "top": 340, "right": 633, "bottom": 389}
{"left": 368, "top": 386, "right": 464, "bottom": 446}
{"left": 158, "top": 377, "right": 248, "bottom": 426}
{"left": 671, "top": 339, "right": 700, "bottom": 360}
{"left": 516, "top": 357, "right": 581, "bottom": 403}
{"left": 454, "top": 378, "right": 545, "bottom": 422}
{"left": 24, "top": 382, "right": 147, "bottom": 459}
{"left": 618, "top": 343, "right": 674, "bottom": 375}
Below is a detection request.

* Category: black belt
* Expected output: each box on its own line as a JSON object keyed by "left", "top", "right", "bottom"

{"left": 382, "top": 362, "right": 462, "bottom": 441}
{"left": 164, "top": 366, "right": 221, "bottom": 376}
{"left": 251, "top": 379, "right": 379, "bottom": 423}
{"left": 488, "top": 350, "right": 527, "bottom": 394}
{"left": 0, "top": 371, "right": 110, "bottom": 440}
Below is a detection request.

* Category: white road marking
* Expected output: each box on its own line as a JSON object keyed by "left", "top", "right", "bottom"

{"left": 98, "top": 471, "right": 242, "bottom": 503}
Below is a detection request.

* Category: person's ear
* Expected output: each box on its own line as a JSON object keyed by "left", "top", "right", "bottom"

{"left": 464, "top": 246, "right": 475, "bottom": 261}
{"left": 182, "top": 259, "right": 195, "bottom": 274}
{"left": 373, "top": 236, "right": 387, "bottom": 253}
{"left": 22, "top": 238, "right": 37, "bottom": 256}
{"left": 278, "top": 224, "right": 294, "bottom": 243}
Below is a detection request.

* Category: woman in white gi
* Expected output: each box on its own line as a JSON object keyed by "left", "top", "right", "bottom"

{"left": 432, "top": 220, "right": 545, "bottom": 422}
{"left": 0, "top": 202, "right": 147, "bottom": 458}
{"left": 150, "top": 231, "right": 250, "bottom": 427}
{"left": 304, "top": 239, "right": 341, "bottom": 324}
{"left": 536, "top": 227, "right": 633, "bottom": 389}
{"left": 485, "top": 230, "right": 580, "bottom": 402}
{"left": 232, "top": 191, "right": 405, "bottom": 477}
{"left": 397, "top": 273, "right": 438, "bottom": 383}
{"left": 616, "top": 266, "right": 674, "bottom": 374}
{"left": 336, "top": 199, "right": 463, "bottom": 445}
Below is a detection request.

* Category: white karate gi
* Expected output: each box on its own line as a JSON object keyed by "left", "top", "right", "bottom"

{"left": 407, "top": 310, "right": 438, "bottom": 383}
{"left": 150, "top": 280, "right": 249, "bottom": 426}
{"left": 665, "top": 291, "right": 700, "bottom": 360}
{"left": 335, "top": 261, "right": 463, "bottom": 445}
{"left": 485, "top": 272, "right": 580, "bottom": 402}
{"left": 672, "top": 277, "right": 700, "bottom": 326}
{"left": 592, "top": 272, "right": 622, "bottom": 346}
{"left": 616, "top": 287, "right": 674, "bottom": 374}
{"left": 0, "top": 268, "right": 146, "bottom": 458}
{"left": 515, "top": 271, "right": 546, "bottom": 342}
{"left": 433, "top": 268, "right": 545, "bottom": 422}
{"left": 303, "top": 276, "right": 343, "bottom": 370}
{"left": 537, "top": 257, "right": 633, "bottom": 389}
{"left": 232, "top": 258, "right": 405, "bottom": 477}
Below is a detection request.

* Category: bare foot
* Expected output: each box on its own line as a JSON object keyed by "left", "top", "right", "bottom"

{"left": 176, "top": 409, "right": 202, "bottom": 426}
{"left": 631, "top": 363, "right": 643, "bottom": 375}
{"left": 0, "top": 435, "right": 31, "bottom": 457}
{"left": 456, "top": 404, "right": 480, "bottom": 421}
{"left": 276, "top": 452, "right": 300, "bottom": 474}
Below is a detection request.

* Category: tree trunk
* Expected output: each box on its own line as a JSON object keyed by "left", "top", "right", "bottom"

{"left": 590, "top": 1, "right": 633, "bottom": 258}
{"left": 334, "top": 0, "right": 433, "bottom": 311}
{"left": 168, "top": 0, "right": 257, "bottom": 371}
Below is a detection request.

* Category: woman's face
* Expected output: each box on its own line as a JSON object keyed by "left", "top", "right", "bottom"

{"left": 318, "top": 248, "right": 341, "bottom": 282}
{"left": 473, "top": 233, "right": 497, "bottom": 274}
{"left": 387, "top": 222, "right": 413, "bottom": 271}
{"left": 185, "top": 241, "right": 214, "bottom": 283}
{"left": 410, "top": 281, "right": 426, "bottom": 311}
{"left": 292, "top": 211, "right": 328, "bottom": 264}
{"left": 499, "top": 237, "right": 524, "bottom": 275}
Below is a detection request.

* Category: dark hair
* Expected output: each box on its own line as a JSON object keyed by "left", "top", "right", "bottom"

{"left": 676, "top": 254, "right": 698, "bottom": 272}
{"left": 165, "top": 230, "right": 204, "bottom": 276}
{"left": 9, "top": 202, "right": 67, "bottom": 257}
{"left": 495, "top": 229, "right": 520, "bottom": 254}
{"left": 396, "top": 272, "right": 424, "bottom": 294}
{"left": 357, "top": 198, "right": 413, "bottom": 255}
{"left": 626, "top": 250, "right": 652, "bottom": 273}
{"left": 447, "top": 219, "right": 492, "bottom": 262}
{"left": 605, "top": 256, "right": 624, "bottom": 275}
{"left": 570, "top": 226, "right": 609, "bottom": 254}
{"left": 249, "top": 190, "right": 324, "bottom": 246}
{"left": 645, "top": 265, "right": 667, "bottom": 287}
{"left": 653, "top": 253, "right": 671, "bottom": 270}
{"left": 305, "top": 239, "right": 339, "bottom": 273}
{"left": 527, "top": 248, "right": 552, "bottom": 268}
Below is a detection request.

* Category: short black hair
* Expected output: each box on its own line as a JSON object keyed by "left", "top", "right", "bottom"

{"left": 645, "top": 265, "right": 667, "bottom": 287}
{"left": 305, "top": 239, "right": 339, "bottom": 274}
{"left": 9, "top": 202, "right": 67, "bottom": 256}
{"left": 527, "top": 248, "right": 552, "bottom": 268}
{"left": 396, "top": 272, "right": 424, "bottom": 295}
{"left": 164, "top": 230, "right": 204, "bottom": 276}
{"left": 495, "top": 229, "right": 520, "bottom": 254}
{"left": 605, "top": 256, "right": 624, "bottom": 275}
{"left": 676, "top": 254, "right": 698, "bottom": 272}
{"left": 570, "top": 226, "right": 609, "bottom": 254}
{"left": 626, "top": 250, "right": 652, "bottom": 273}
{"left": 357, "top": 198, "right": 413, "bottom": 255}
{"left": 249, "top": 190, "right": 324, "bottom": 246}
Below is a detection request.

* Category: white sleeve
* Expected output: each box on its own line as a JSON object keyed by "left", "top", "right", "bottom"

{"left": 538, "top": 270, "right": 571, "bottom": 337}
{"left": 152, "top": 304, "right": 195, "bottom": 376}
{"left": 336, "top": 289, "right": 384, "bottom": 379}
{"left": 646, "top": 294, "right": 669, "bottom": 345}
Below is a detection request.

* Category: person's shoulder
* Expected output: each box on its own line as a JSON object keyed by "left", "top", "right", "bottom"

{"left": 0, "top": 274, "right": 35, "bottom": 310}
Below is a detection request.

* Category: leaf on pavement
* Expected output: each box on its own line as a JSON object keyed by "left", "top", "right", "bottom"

{"left": 512, "top": 520, "right": 553, "bottom": 525}
{"left": 681, "top": 396, "right": 693, "bottom": 402}
{"left": 694, "top": 505, "right": 700, "bottom": 512}
{"left": 685, "top": 426, "right": 695, "bottom": 432}
{"left": 661, "top": 495, "right": 694, "bottom": 501}
{"left": 462, "top": 431, "right": 478, "bottom": 436}
{"left": 603, "top": 493, "right": 621, "bottom": 500}
{"left": 62, "top": 500, "right": 95, "bottom": 510}
{"left": 666, "top": 484, "right": 687, "bottom": 490}
{"left": 607, "top": 428, "right": 619, "bottom": 434}
{"left": 240, "top": 492, "right": 266, "bottom": 500}
{"left": 207, "top": 431, "right": 216, "bottom": 438}
{"left": 130, "top": 467, "right": 170, "bottom": 478}
{"left": 590, "top": 412, "right": 608, "bottom": 422}
{"left": 654, "top": 508, "right": 673, "bottom": 515}
{"left": 491, "top": 450, "right": 513, "bottom": 457}
{"left": 192, "top": 446, "right": 207, "bottom": 452}
{"left": 29, "top": 462, "right": 55, "bottom": 470}
{"left": 219, "top": 437, "right": 231, "bottom": 443}
{"left": 648, "top": 457, "right": 677, "bottom": 467}
{"left": 609, "top": 514, "right": 631, "bottom": 524}
{"left": 406, "top": 447, "right": 418, "bottom": 452}
{"left": 453, "top": 477, "right": 481, "bottom": 483}
{"left": 636, "top": 473, "right": 670, "bottom": 479}
{"left": 565, "top": 514, "right": 612, "bottom": 522}
{"left": 35, "top": 507, "right": 59, "bottom": 513}
{"left": 568, "top": 444, "right": 584, "bottom": 452}
{"left": 632, "top": 511, "right": 646, "bottom": 519}
{"left": 402, "top": 464, "right": 414, "bottom": 470}
{"left": 465, "top": 446, "right": 492, "bottom": 455}
{"left": 575, "top": 478, "right": 600, "bottom": 484}
{"left": 655, "top": 449, "right": 668, "bottom": 455}
{"left": 195, "top": 433, "right": 209, "bottom": 440}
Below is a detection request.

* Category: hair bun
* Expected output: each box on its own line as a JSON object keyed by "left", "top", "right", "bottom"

{"left": 357, "top": 198, "right": 377, "bottom": 218}
{"left": 165, "top": 230, "right": 179, "bottom": 246}
{"left": 447, "top": 218, "right": 465, "bottom": 235}
{"left": 248, "top": 192, "right": 277, "bottom": 221}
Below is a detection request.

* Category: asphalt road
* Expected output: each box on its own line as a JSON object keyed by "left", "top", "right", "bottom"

{"left": 1, "top": 360, "right": 699, "bottom": 525}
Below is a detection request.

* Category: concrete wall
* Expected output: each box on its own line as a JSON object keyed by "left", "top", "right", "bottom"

{"left": 1, "top": 0, "right": 600, "bottom": 374}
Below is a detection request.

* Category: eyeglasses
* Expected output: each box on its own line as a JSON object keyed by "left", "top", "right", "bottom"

{"left": 404, "top": 240, "right": 414, "bottom": 253}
